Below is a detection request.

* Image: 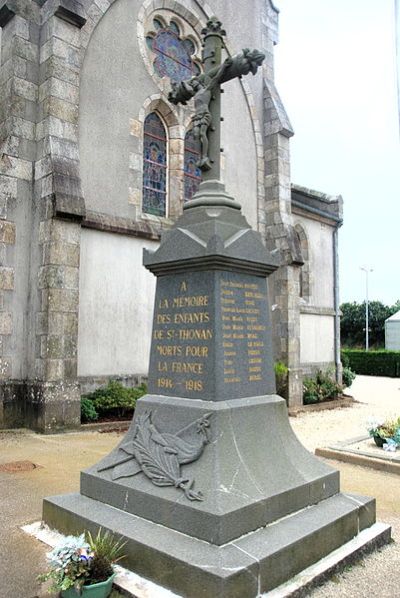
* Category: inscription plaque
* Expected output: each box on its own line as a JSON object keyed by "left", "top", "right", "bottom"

{"left": 147, "top": 270, "right": 275, "bottom": 400}
{"left": 148, "top": 272, "right": 215, "bottom": 399}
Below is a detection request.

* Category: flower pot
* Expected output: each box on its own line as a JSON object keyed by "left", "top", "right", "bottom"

{"left": 61, "top": 573, "right": 116, "bottom": 598}
{"left": 373, "top": 435, "right": 385, "bottom": 448}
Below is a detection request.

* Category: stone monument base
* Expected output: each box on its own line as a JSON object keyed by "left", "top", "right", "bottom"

{"left": 43, "top": 394, "right": 386, "bottom": 597}
{"left": 43, "top": 491, "right": 380, "bottom": 598}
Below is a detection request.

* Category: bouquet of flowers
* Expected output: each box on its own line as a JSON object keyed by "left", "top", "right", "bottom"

{"left": 367, "top": 416, "right": 400, "bottom": 452}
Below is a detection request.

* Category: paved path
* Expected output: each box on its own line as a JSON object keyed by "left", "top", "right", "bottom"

{"left": 292, "top": 374, "right": 400, "bottom": 453}
{"left": 0, "top": 375, "right": 399, "bottom": 597}
{"left": 291, "top": 375, "right": 400, "bottom": 597}
{"left": 0, "top": 430, "right": 122, "bottom": 597}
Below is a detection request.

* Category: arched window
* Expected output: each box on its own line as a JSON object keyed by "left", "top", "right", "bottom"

{"left": 143, "top": 112, "right": 167, "bottom": 217}
{"left": 294, "top": 224, "right": 310, "bottom": 301}
{"left": 183, "top": 129, "right": 201, "bottom": 202}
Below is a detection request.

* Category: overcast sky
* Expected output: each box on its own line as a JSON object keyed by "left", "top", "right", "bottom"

{"left": 273, "top": 0, "right": 400, "bottom": 306}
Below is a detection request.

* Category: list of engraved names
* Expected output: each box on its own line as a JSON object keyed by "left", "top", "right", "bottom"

{"left": 221, "top": 278, "right": 267, "bottom": 385}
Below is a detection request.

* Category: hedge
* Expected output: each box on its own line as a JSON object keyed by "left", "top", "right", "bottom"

{"left": 341, "top": 349, "right": 400, "bottom": 377}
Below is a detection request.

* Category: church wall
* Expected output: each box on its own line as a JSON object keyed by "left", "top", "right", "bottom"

{"left": 295, "top": 214, "right": 335, "bottom": 309}
{"left": 0, "top": 0, "right": 337, "bottom": 426}
{"left": 6, "top": 191, "right": 32, "bottom": 381}
{"left": 209, "top": 0, "right": 262, "bottom": 49}
{"left": 0, "top": 4, "right": 43, "bottom": 428}
{"left": 300, "top": 314, "right": 335, "bottom": 366}
{"left": 77, "top": 229, "right": 156, "bottom": 378}
{"left": 79, "top": 0, "right": 153, "bottom": 219}
{"left": 221, "top": 79, "right": 258, "bottom": 229}
{"left": 79, "top": 0, "right": 259, "bottom": 227}
{"left": 76, "top": 0, "right": 261, "bottom": 385}
{"left": 294, "top": 212, "right": 337, "bottom": 373}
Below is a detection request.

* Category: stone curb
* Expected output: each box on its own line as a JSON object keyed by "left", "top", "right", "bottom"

{"left": 316, "top": 445, "right": 400, "bottom": 476}
{"left": 289, "top": 395, "right": 355, "bottom": 416}
{"left": 80, "top": 421, "right": 131, "bottom": 433}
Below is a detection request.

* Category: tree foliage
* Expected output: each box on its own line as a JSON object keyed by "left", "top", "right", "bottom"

{"left": 340, "top": 300, "right": 400, "bottom": 348}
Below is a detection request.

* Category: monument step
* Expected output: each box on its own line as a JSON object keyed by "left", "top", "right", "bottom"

{"left": 43, "top": 491, "right": 376, "bottom": 598}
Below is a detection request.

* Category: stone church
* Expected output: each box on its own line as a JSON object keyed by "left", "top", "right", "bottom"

{"left": 0, "top": 0, "right": 342, "bottom": 431}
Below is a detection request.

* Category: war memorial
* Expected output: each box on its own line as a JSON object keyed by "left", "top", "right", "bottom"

{"left": 42, "top": 17, "right": 390, "bottom": 598}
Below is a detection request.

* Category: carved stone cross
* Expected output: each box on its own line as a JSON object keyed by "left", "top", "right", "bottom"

{"left": 168, "top": 17, "right": 265, "bottom": 183}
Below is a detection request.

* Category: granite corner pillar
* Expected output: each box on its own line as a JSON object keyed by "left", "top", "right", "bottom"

{"left": 0, "top": 0, "right": 40, "bottom": 427}
{"left": 26, "top": 0, "right": 88, "bottom": 431}
{"left": 0, "top": 0, "right": 86, "bottom": 431}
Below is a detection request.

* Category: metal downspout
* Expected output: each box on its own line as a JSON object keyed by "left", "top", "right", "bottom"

{"left": 333, "top": 221, "right": 343, "bottom": 382}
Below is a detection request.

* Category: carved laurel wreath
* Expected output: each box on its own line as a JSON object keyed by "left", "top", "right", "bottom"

{"left": 98, "top": 411, "right": 212, "bottom": 501}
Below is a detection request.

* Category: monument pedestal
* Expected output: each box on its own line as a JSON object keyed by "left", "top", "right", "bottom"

{"left": 43, "top": 195, "right": 388, "bottom": 596}
{"left": 44, "top": 395, "right": 379, "bottom": 597}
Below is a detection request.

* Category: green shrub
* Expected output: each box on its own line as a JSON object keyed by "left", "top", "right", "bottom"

{"left": 274, "top": 361, "right": 288, "bottom": 399}
{"left": 86, "top": 528, "right": 126, "bottom": 586}
{"left": 341, "top": 349, "right": 400, "bottom": 377}
{"left": 342, "top": 366, "right": 356, "bottom": 388}
{"left": 303, "top": 377, "right": 319, "bottom": 404}
{"left": 303, "top": 370, "right": 343, "bottom": 405}
{"left": 81, "top": 397, "right": 98, "bottom": 423}
{"left": 341, "top": 352, "right": 350, "bottom": 368}
{"left": 83, "top": 380, "right": 147, "bottom": 419}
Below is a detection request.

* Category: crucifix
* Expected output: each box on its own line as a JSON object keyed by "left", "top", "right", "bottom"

{"left": 168, "top": 16, "right": 265, "bottom": 184}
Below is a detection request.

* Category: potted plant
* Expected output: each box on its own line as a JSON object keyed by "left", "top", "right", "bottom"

{"left": 38, "top": 528, "right": 126, "bottom": 597}
{"left": 367, "top": 416, "right": 400, "bottom": 450}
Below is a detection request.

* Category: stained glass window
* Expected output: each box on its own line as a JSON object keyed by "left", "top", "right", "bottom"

{"left": 184, "top": 129, "right": 201, "bottom": 202}
{"left": 153, "top": 18, "right": 163, "bottom": 30}
{"left": 147, "top": 22, "right": 198, "bottom": 83}
{"left": 143, "top": 113, "right": 167, "bottom": 217}
{"left": 168, "top": 21, "right": 180, "bottom": 35}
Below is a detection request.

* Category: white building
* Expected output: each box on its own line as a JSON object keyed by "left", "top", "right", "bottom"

{"left": 385, "top": 310, "right": 400, "bottom": 350}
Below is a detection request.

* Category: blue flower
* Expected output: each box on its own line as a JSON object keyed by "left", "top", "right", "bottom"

{"left": 383, "top": 439, "right": 398, "bottom": 452}
{"left": 393, "top": 428, "right": 400, "bottom": 445}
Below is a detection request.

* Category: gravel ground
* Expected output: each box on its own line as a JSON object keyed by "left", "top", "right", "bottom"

{"left": 289, "top": 375, "right": 400, "bottom": 598}
{"left": 291, "top": 374, "right": 400, "bottom": 453}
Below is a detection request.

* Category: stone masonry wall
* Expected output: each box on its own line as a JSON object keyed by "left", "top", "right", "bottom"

{"left": 0, "top": 1, "right": 40, "bottom": 426}
{"left": 262, "top": 1, "right": 304, "bottom": 407}
{"left": 0, "top": 0, "right": 87, "bottom": 430}
{"left": 30, "top": 2, "right": 87, "bottom": 430}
